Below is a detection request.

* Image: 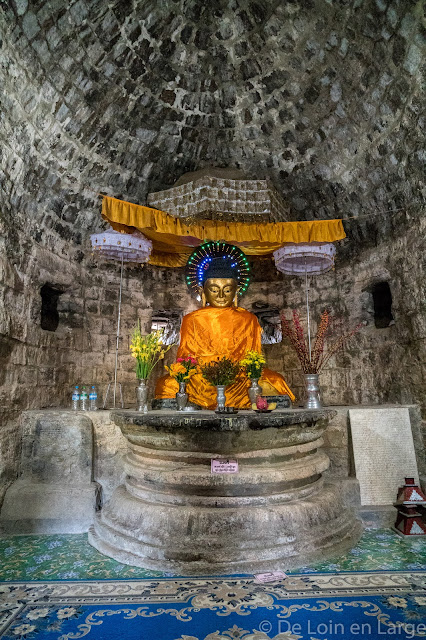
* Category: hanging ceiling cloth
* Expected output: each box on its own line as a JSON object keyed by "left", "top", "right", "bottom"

{"left": 101, "top": 195, "right": 346, "bottom": 268}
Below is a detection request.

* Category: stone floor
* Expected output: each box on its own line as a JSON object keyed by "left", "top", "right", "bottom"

{"left": 0, "top": 529, "right": 425, "bottom": 581}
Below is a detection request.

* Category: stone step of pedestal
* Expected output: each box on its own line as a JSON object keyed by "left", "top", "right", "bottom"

{"left": 0, "top": 481, "right": 98, "bottom": 534}
{"left": 89, "top": 497, "right": 362, "bottom": 573}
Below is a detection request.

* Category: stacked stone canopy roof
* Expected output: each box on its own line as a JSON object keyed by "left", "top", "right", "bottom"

{"left": 0, "top": 0, "right": 424, "bottom": 253}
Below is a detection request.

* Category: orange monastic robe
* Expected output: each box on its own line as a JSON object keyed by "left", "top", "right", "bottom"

{"left": 155, "top": 306, "right": 295, "bottom": 410}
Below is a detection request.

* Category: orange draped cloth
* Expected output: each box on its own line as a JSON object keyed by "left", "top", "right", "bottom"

{"left": 155, "top": 306, "right": 295, "bottom": 409}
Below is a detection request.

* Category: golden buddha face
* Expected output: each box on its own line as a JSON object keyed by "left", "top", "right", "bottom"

{"left": 201, "top": 278, "right": 238, "bottom": 308}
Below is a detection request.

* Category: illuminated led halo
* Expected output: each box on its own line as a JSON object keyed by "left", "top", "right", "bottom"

{"left": 185, "top": 241, "right": 250, "bottom": 297}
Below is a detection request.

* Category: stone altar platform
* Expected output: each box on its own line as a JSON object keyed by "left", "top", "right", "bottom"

{"left": 2, "top": 404, "right": 423, "bottom": 539}
{"left": 88, "top": 409, "right": 362, "bottom": 574}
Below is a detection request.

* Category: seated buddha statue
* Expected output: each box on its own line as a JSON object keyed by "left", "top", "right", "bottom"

{"left": 155, "top": 254, "right": 295, "bottom": 410}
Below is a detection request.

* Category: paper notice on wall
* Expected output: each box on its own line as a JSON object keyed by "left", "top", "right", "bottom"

{"left": 211, "top": 459, "right": 239, "bottom": 474}
{"left": 349, "top": 407, "right": 419, "bottom": 506}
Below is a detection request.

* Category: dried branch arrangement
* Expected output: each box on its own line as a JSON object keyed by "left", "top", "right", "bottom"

{"left": 281, "top": 309, "right": 362, "bottom": 374}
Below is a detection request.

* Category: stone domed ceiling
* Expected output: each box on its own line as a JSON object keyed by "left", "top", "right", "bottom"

{"left": 0, "top": 0, "right": 424, "bottom": 253}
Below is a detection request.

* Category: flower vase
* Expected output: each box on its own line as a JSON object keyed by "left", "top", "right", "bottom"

{"left": 176, "top": 381, "right": 188, "bottom": 411}
{"left": 137, "top": 378, "right": 149, "bottom": 413}
{"left": 215, "top": 385, "right": 226, "bottom": 412}
{"left": 305, "top": 373, "right": 322, "bottom": 409}
{"left": 248, "top": 378, "right": 262, "bottom": 405}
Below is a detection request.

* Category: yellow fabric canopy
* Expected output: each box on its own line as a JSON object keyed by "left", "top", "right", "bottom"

{"left": 101, "top": 195, "right": 346, "bottom": 267}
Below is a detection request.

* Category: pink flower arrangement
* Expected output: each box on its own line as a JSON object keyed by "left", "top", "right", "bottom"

{"left": 177, "top": 357, "right": 198, "bottom": 367}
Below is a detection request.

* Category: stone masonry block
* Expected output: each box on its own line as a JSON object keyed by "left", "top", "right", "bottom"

{"left": 0, "top": 410, "right": 98, "bottom": 533}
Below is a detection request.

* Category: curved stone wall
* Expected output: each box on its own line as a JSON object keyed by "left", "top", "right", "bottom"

{"left": 0, "top": 0, "right": 425, "bottom": 501}
{"left": 0, "top": 0, "right": 424, "bottom": 247}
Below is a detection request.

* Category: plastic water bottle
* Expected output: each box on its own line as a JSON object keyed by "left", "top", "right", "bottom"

{"left": 72, "top": 386, "right": 80, "bottom": 411}
{"left": 80, "top": 386, "right": 88, "bottom": 411}
{"left": 89, "top": 386, "right": 98, "bottom": 411}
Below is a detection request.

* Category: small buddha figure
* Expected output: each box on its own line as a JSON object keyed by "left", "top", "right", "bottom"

{"left": 155, "top": 256, "right": 295, "bottom": 409}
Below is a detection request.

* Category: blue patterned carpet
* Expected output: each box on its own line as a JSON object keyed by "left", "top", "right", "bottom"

{"left": 1, "top": 529, "right": 426, "bottom": 639}
{"left": 2, "top": 572, "right": 426, "bottom": 639}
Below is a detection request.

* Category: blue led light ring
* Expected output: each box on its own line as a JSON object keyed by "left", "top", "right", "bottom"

{"left": 185, "top": 242, "right": 250, "bottom": 296}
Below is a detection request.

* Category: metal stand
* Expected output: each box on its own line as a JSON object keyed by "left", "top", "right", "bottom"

{"left": 112, "top": 255, "right": 124, "bottom": 408}
{"left": 304, "top": 260, "right": 312, "bottom": 361}
{"left": 90, "top": 229, "right": 152, "bottom": 410}
{"left": 103, "top": 382, "right": 124, "bottom": 409}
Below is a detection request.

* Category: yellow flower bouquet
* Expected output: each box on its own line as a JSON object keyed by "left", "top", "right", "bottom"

{"left": 130, "top": 322, "right": 174, "bottom": 380}
{"left": 240, "top": 350, "right": 266, "bottom": 379}
{"left": 167, "top": 356, "right": 198, "bottom": 383}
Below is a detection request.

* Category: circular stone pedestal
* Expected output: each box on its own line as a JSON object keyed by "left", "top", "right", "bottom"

{"left": 89, "top": 409, "right": 362, "bottom": 574}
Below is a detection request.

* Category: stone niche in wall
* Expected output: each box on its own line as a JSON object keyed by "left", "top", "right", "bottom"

{"left": 251, "top": 301, "right": 282, "bottom": 344}
{"left": 370, "top": 281, "right": 394, "bottom": 329}
{"left": 40, "top": 284, "right": 64, "bottom": 332}
{"left": 360, "top": 274, "right": 395, "bottom": 330}
{"left": 150, "top": 310, "right": 183, "bottom": 346}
